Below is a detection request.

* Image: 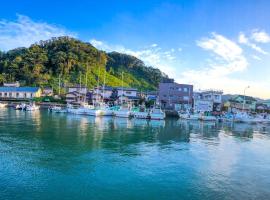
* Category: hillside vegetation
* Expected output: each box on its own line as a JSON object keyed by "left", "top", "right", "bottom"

{"left": 0, "top": 37, "right": 169, "bottom": 92}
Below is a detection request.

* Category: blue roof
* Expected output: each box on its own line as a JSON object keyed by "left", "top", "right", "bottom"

{"left": 0, "top": 87, "right": 40, "bottom": 93}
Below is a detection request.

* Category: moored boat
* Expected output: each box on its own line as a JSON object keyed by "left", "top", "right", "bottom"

{"left": 149, "top": 107, "right": 165, "bottom": 120}
{"left": 25, "top": 103, "right": 39, "bottom": 111}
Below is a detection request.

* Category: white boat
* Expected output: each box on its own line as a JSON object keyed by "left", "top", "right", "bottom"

{"left": 178, "top": 111, "right": 201, "bottom": 120}
{"left": 0, "top": 102, "right": 7, "bottom": 108}
{"left": 93, "top": 103, "right": 114, "bottom": 116}
{"left": 200, "top": 115, "right": 217, "bottom": 121}
{"left": 149, "top": 107, "right": 165, "bottom": 120}
{"left": 15, "top": 103, "right": 26, "bottom": 110}
{"left": 132, "top": 107, "right": 150, "bottom": 119}
{"left": 114, "top": 107, "right": 133, "bottom": 118}
{"left": 25, "top": 103, "right": 39, "bottom": 111}
{"left": 48, "top": 106, "right": 66, "bottom": 113}
{"left": 233, "top": 112, "right": 266, "bottom": 123}
{"left": 66, "top": 102, "right": 113, "bottom": 117}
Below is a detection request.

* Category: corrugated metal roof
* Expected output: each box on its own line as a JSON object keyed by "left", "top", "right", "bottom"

{"left": 0, "top": 87, "right": 40, "bottom": 93}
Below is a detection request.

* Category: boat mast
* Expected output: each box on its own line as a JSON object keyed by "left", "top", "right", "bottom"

{"left": 121, "top": 72, "right": 124, "bottom": 105}
{"left": 58, "top": 74, "right": 61, "bottom": 96}
{"left": 79, "top": 73, "right": 82, "bottom": 102}
{"left": 84, "top": 65, "right": 88, "bottom": 104}
{"left": 97, "top": 65, "right": 101, "bottom": 102}
{"left": 102, "top": 70, "right": 106, "bottom": 103}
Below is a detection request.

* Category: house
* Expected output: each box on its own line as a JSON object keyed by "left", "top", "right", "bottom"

{"left": 42, "top": 87, "right": 53, "bottom": 96}
{"left": 116, "top": 87, "right": 138, "bottom": 98}
{"left": 91, "top": 86, "right": 139, "bottom": 104}
{"left": 194, "top": 90, "right": 223, "bottom": 112}
{"left": 66, "top": 91, "right": 85, "bottom": 104}
{"left": 0, "top": 87, "right": 41, "bottom": 100}
{"left": 92, "top": 86, "right": 114, "bottom": 101}
{"left": 67, "top": 85, "right": 88, "bottom": 95}
{"left": 65, "top": 85, "right": 88, "bottom": 104}
{"left": 226, "top": 95, "right": 257, "bottom": 111}
{"left": 158, "top": 81, "right": 193, "bottom": 110}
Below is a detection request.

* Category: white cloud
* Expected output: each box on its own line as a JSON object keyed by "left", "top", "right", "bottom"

{"left": 90, "top": 39, "right": 178, "bottom": 78}
{"left": 197, "top": 33, "right": 248, "bottom": 74}
{"left": 179, "top": 33, "right": 270, "bottom": 98}
{"left": 0, "top": 15, "right": 76, "bottom": 51}
{"left": 252, "top": 55, "right": 262, "bottom": 61}
{"left": 251, "top": 30, "right": 270, "bottom": 43}
{"left": 238, "top": 32, "right": 268, "bottom": 55}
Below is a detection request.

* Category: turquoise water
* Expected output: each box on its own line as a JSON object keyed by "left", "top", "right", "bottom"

{"left": 1, "top": 109, "right": 270, "bottom": 200}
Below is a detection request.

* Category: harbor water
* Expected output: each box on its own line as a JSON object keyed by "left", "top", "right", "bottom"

{"left": 1, "top": 108, "right": 270, "bottom": 200}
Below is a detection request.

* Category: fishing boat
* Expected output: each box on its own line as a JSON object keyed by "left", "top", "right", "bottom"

{"left": 114, "top": 105, "right": 133, "bottom": 118}
{"left": 15, "top": 103, "right": 27, "bottom": 110}
{"left": 149, "top": 107, "right": 166, "bottom": 120}
{"left": 132, "top": 106, "right": 150, "bottom": 119}
{"left": 48, "top": 106, "right": 67, "bottom": 113}
{"left": 178, "top": 111, "right": 201, "bottom": 120}
{"left": 92, "top": 102, "right": 114, "bottom": 116}
{"left": 25, "top": 103, "right": 39, "bottom": 111}
{"left": 200, "top": 112, "right": 217, "bottom": 121}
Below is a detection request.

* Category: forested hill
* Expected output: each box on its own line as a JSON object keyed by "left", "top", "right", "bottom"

{"left": 0, "top": 36, "right": 169, "bottom": 91}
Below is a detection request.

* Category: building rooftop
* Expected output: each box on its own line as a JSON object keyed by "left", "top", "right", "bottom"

{"left": 115, "top": 87, "right": 138, "bottom": 91}
{"left": 0, "top": 87, "right": 40, "bottom": 93}
{"left": 235, "top": 95, "right": 257, "bottom": 102}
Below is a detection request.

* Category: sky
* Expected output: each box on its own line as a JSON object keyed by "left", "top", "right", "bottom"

{"left": 0, "top": 0, "right": 270, "bottom": 98}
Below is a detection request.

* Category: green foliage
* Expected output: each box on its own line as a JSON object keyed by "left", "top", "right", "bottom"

{"left": 0, "top": 37, "right": 169, "bottom": 91}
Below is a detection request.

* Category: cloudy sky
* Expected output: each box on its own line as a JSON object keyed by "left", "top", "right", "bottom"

{"left": 0, "top": 0, "right": 270, "bottom": 98}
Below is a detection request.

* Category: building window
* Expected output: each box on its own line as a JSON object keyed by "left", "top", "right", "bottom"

{"left": 16, "top": 93, "right": 19, "bottom": 98}
{"left": 178, "top": 88, "right": 182, "bottom": 91}
{"left": 183, "top": 96, "right": 190, "bottom": 101}
{"left": 184, "top": 88, "right": 188, "bottom": 92}
{"left": 9, "top": 93, "right": 12, "bottom": 97}
{"left": 30, "top": 93, "right": 33, "bottom": 98}
{"left": 125, "top": 91, "right": 131, "bottom": 95}
{"left": 24, "top": 93, "right": 27, "bottom": 98}
{"left": 163, "top": 95, "right": 167, "bottom": 97}
{"left": 4, "top": 93, "right": 7, "bottom": 97}
{"left": 0, "top": 93, "right": 2, "bottom": 97}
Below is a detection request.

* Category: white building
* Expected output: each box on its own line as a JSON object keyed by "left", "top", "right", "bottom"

{"left": 116, "top": 87, "right": 138, "bottom": 98}
{"left": 67, "top": 85, "right": 88, "bottom": 95}
{"left": 0, "top": 87, "right": 41, "bottom": 99}
{"left": 194, "top": 90, "right": 223, "bottom": 112}
{"left": 194, "top": 99, "right": 213, "bottom": 112}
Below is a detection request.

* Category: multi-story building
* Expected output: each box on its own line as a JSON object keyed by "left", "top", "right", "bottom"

{"left": 193, "top": 90, "right": 223, "bottom": 112}
{"left": 158, "top": 81, "right": 193, "bottom": 110}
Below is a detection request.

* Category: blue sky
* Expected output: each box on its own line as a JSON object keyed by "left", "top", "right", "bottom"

{"left": 0, "top": 0, "right": 270, "bottom": 98}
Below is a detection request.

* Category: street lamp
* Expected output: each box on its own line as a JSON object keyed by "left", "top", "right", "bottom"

{"left": 242, "top": 86, "right": 250, "bottom": 110}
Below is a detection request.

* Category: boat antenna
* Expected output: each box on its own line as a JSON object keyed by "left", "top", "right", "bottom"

{"left": 58, "top": 74, "right": 61, "bottom": 96}
{"left": 102, "top": 69, "right": 106, "bottom": 103}
{"left": 121, "top": 72, "right": 124, "bottom": 105}
{"left": 97, "top": 65, "right": 101, "bottom": 102}
{"left": 84, "top": 64, "right": 88, "bottom": 104}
